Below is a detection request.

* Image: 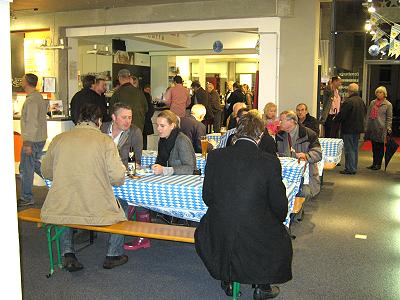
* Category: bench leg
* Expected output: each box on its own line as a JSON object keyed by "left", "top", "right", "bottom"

{"left": 54, "top": 226, "right": 64, "bottom": 268}
{"left": 232, "top": 282, "right": 240, "bottom": 299}
{"left": 45, "top": 225, "right": 55, "bottom": 278}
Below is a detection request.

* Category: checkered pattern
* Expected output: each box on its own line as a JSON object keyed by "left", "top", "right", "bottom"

{"left": 319, "top": 138, "right": 344, "bottom": 164}
{"left": 206, "top": 133, "right": 222, "bottom": 143}
{"left": 141, "top": 150, "right": 206, "bottom": 174}
{"left": 45, "top": 157, "right": 306, "bottom": 227}
{"left": 216, "top": 128, "right": 236, "bottom": 148}
{"left": 279, "top": 157, "right": 307, "bottom": 226}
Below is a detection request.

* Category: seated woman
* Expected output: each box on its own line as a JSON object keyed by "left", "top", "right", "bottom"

{"left": 152, "top": 110, "right": 197, "bottom": 176}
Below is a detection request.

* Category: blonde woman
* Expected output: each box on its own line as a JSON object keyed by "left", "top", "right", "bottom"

{"left": 365, "top": 86, "right": 393, "bottom": 170}
{"left": 263, "top": 102, "right": 280, "bottom": 136}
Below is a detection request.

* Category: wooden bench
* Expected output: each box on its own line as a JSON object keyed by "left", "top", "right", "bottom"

{"left": 323, "top": 162, "right": 337, "bottom": 170}
{"left": 18, "top": 208, "right": 242, "bottom": 299}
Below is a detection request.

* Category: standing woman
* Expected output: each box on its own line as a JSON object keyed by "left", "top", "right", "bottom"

{"left": 152, "top": 110, "right": 196, "bottom": 176}
{"left": 365, "top": 86, "right": 393, "bottom": 171}
{"left": 242, "top": 83, "right": 253, "bottom": 109}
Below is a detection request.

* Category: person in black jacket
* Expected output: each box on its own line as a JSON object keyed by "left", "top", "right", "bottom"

{"left": 195, "top": 111, "right": 292, "bottom": 300}
{"left": 296, "top": 103, "right": 319, "bottom": 135}
{"left": 226, "top": 81, "right": 246, "bottom": 120}
{"left": 142, "top": 84, "right": 155, "bottom": 150}
{"left": 334, "top": 83, "right": 366, "bottom": 174}
{"left": 70, "top": 75, "right": 110, "bottom": 124}
{"left": 191, "top": 81, "right": 213, "bottom": 121}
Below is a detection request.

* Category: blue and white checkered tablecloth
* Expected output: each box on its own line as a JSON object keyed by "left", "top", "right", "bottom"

{"left": 206, "top": 133, "right": 222, "bottom": 144}
{"left": 45, "top": 157, "right": 305, "bottom": 227}
{"left": 319, "top": 138, "right": 344, "bottom": 164}
{"left": 141, "top": 150, "right": 207, "bottom": 174}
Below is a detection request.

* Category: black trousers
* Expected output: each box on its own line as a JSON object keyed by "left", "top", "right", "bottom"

{"left": 213, "top": 111, "right": 222, "bottom": 133}
{"left": 324, "top": 114, "right": 339, "bottom": 138}
{"left": 372, "top": 141, "right": 384, "bottom": 167}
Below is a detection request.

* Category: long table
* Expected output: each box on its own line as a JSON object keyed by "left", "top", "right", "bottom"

{"left": 114, "top": 157, "right": 306, "bottom": 227}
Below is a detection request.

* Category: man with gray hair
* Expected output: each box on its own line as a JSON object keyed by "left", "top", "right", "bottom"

{"left": 180, "top": 104, "right": 212, "bottom": 153}
{"left": 276, "top": 110, "right": 322, "bottom": 205}
{"left": 334, "top": 83, "right": 366, "bottom": 174}
{"left": 109, "top": 69, "right": 148, "bottom": 132}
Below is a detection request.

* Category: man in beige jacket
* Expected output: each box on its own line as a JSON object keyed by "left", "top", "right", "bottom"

{"left": 41, "top": 103, "right": 128, "bottom": 272}
{"left": 18, "top": 73, "right": 48, "bottom": 207}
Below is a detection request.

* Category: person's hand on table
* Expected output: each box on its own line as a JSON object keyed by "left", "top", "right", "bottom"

{"left": 296, "top": 152, "right": 307, "bottom": 162}
{"left": 152, "top": 164, "right": 164, "bottom": 175}
{"left": 23, "top": 145, "right": 33, "bottom": 156}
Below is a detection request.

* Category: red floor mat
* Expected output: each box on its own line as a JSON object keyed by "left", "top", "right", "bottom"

{"left": 360, "top": 137, "right": 400, "bottom": 152}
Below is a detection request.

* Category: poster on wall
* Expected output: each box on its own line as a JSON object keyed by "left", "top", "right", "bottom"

{"left": 43, "top": 77, "right": 56, "bottom": 93}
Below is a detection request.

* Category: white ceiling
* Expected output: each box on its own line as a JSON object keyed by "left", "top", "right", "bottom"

{"left": 11, "top": 0, "right": 213, "bottom": 14}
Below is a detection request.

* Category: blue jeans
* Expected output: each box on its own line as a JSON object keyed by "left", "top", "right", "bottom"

{"left": 19, "top": 141, "right": 46, "bottom": 202}
{"left": 343, "top": 134, "right": 359, "bottom": 173}
{"left": 60, "top": 199, "right": 129, "bottom": 257}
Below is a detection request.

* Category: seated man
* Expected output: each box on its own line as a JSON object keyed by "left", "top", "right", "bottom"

{"left": 180, "top": 104, "right": 213, "bottom": 153}
{"left": 296, "top": 103, "right": 319, "bottom": 135}
{"left": 227, "top": 102, "right": 247, "bottom": 130}
{"left": 40, "top": 103, "right": 129, "bottom": 272}
{"left": 218, "top": 107, "right": 249, "bottom": 148}
{"left": 276, "top": 110, "right": 322, "bottom": 202}
{"left": 100, "top": 103, "right": 150, "bottom": 251}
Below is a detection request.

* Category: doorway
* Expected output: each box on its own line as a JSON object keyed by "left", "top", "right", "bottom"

{"left": 367, "top": 64, "right": 400, "bottom": 136}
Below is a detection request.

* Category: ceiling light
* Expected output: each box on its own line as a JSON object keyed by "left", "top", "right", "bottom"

{"left": 37, "top": 38, "right": 71, "bottom": 50}
{"left": 365, "top": 22, "right": 372, "bottom": 31}
{"left": 368, "top": 6, "right": 376, "bottom": 13}
{"left": 86, "top": 44, "right": 112, "bottom": 56}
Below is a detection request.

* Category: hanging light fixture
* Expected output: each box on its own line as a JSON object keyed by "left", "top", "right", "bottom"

{"left": 86, "top": 44, "right": 112, "bottom": 56}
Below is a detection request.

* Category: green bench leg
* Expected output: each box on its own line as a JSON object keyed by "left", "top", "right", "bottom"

{"left": 232, "top": 282, "right": 240, "bottom": 299}
{"left": 44, "top": 224, "right": 66, "bottom": 278}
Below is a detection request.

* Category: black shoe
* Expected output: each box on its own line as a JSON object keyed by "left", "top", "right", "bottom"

{"left": 366, "top": 165, "right": 375, "bottom": 169}
{"left": 17, "top": 199, "right": 34, "bottom": 207}
{"left": 103, "top": 255, "right": 128, "bottom": 269}
{"left": 371, "top": 165, "right": 381, "bottom": 170}
{"left": 63, "top": 253, "right": 84, "bottom": 272}
{"left": 340, "top": 170, "right": 356, "bottom": 175}
{"left": 253, "top": 286, "right": 280, "bottom": 300}
{"left": 220, "top": 281, "right": 233, "bottom": 297}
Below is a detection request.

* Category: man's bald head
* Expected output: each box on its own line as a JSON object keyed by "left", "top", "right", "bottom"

{"left": 233, "top": 102, "right": 247, "bottom": 117}
{"left": 348, "top": 83, "right": 359, "bottom": 95}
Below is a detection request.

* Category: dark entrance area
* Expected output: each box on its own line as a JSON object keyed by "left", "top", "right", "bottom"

{"left": 367, "top": 64, "right": 400, "bottom": 136}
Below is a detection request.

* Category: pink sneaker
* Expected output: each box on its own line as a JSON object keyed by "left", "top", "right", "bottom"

{"left": 124, "top": 238, "right": 151, "bottom": 251}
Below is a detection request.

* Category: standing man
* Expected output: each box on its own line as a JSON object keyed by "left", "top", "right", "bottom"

{"left": 191, "top": 81, "right": 214, "bottom": 122}
{"left": 109, "top": 69, "right": 148, "bottom": 133}
{"left": 142, "top": 84, "right": 155, "bottom": 150}
{"left": 276, "top": 111, "right": 322, "bottom": 202}
{"left": 321, "top": 76, "right": 342, "bottom": 137}
{"left": 206, "top": 82, "right": 223, "bottom": 133}
{"left": 223, "top": 80, "right": 234, "bottom": 126}
{"left": 70, "top": 75, "right": 110, "bottom": 124}
{"left": 225, "top": 81, "right": 246, "bottom": 123}
{"left": 296, "top": 103, "right": 320, "bottom": 135}
{"left": 18, "top": 73, "right": 48, "bottom": 207}
{"left": 334, "top": 83, "right": 366, "bottom": 175}
{"left": 41, "top": 104, "right": 128, "bottom": 271}
{"left": 164, "top": 75, "right": 191, "bottom": 118}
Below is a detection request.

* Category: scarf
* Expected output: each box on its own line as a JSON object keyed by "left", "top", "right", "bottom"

{"left": 370, "top": 98, "right": 383, "bottom": 120}
{"left": 156, "top": 128, "right": 180, "bottom": 167}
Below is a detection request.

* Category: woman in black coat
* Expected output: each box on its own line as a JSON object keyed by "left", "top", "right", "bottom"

{"left": 195, "top": 111, "right": 292, "bottom": 300}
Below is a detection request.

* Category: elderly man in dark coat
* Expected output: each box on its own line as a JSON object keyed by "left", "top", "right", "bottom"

{"left": 334, "top": 83, "right": 366, "bottom": 174}
{"left": 195, "top": 110, "right": 292, "bottom": 300}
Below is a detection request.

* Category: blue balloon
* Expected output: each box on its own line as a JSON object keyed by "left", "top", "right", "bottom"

{"left": 213, "top": 40, "right": 223, "bottom": 53}
{"left": 368, "top": 44, "right": 380, "bottom": 56}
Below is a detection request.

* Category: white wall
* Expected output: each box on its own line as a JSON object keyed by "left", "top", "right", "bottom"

{"left": 0, "top": 0, "right": 22, "bottom": 297}
{"left": 278, "top": 0, "right": 320, "bottom": 115}
{"left": 78, "top": 44, "right": 112, "bottom": 75}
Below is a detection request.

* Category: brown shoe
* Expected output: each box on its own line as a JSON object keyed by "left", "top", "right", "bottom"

{"left": 103, "top": 255, "right": 128, "bottom": 269}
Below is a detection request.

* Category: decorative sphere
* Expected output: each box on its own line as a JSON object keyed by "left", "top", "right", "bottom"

{"left": 368, "top": 44, "right": 380, "bottom": 56}
{"left": 213, "top": 40, "right": 223, "bottom": 53}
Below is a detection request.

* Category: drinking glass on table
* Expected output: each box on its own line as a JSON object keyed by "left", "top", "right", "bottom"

{"left": 220, "top": 127, "right": 227, "bottom": 136}
{"left": 200, "top": 136, "right": 208, "bottom": 158}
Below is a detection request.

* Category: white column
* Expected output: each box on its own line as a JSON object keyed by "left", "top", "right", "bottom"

{"left": 0, "top": 0, "right": 22, "bottom": 297}
{"left": 67, "top": 38, "right": 79, "bottom": 112}
{"left": 198, "top": 57, "right": 206, "bottom": 88}
{"left": 258, "top": 32, "right": 280, "bottom": 112}
{"left": 150, "top": 56, "right": 169, "bottom": 100}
